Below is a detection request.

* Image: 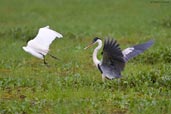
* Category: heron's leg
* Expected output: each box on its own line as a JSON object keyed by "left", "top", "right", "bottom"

{"left": 117, "top": 78, "right": 121, "bottom": 91}
{"left": 102, "top": 74, "right": 105, "bottom": 82}
{"left": 48, "top": 53, "right": 60, "bottom": 60}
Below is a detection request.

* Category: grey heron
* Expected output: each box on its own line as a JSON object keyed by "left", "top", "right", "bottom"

{"left": 84, "top": 37, "right": 154, "bottom": 81}
{"left": 23, "top": 25, "right": 63, "bottom": 65}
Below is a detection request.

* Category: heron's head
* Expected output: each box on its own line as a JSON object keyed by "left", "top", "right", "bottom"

{"left": 84, "top": 37, "right": 101, "bottom": 49}
{"left": 92, "top": 37, "right": 101, "bottom": 43}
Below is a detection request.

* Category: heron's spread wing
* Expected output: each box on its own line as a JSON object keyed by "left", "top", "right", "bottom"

{"left": 122, "top": 40, "right": 154, "bottom": 62}
{"left": 28, "top": 26, "right": 63, "bottom": 51}
{"left": 101, "top": 39, "right": 125, "bottom": 79}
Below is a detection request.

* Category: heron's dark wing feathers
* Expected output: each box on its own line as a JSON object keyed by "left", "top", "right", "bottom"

{"left": 122, "top": 40, "right": 154, "bottom": 62}
{"left": 101, "top": 39, "right": 125, "bottom": 79}
{"left": 102, "top": 39, "right": 124, "bottom": 63}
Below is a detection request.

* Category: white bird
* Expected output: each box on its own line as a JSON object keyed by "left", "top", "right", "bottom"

{"left": 84, "top": 37, "right": 154, "bottom": 81}
{"left": 23, "top": 25, "right": 63, "bottom": 65}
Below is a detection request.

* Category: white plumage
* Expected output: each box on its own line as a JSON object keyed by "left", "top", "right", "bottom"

{"left": 23, "top": 26, "right": 63, "bottom": 64}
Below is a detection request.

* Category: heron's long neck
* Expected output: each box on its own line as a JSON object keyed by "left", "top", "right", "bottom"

{"left": 93, "top": 40, "right": 102, "bottom": 67}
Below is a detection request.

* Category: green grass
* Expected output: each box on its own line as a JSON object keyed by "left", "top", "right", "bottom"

{"left": 0, "top": 0, "right": 171, "bottom": 113}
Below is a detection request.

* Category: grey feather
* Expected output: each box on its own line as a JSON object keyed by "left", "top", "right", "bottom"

{"left": 100, "top": 38, "right": 125, "bottom": 79}
{"left": 122, "top": 40, "right": 154, "bottom": 62}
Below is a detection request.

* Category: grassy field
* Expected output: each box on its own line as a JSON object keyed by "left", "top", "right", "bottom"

{"left": 0, "top": 0, "right": 171, "bottom": 113}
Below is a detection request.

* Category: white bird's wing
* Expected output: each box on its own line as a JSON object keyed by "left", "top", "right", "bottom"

{"left": 122, "top": 40, "right": 154, "bottom": 62}
{"left": 28, "top": 26, "right": 63, "bottom": 51}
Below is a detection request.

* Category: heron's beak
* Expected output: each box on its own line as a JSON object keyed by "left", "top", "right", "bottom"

{"left": 84, "top": 43, "right": 94, "bottom": 50}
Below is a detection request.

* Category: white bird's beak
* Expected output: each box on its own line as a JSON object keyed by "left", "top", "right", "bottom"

{"left": 84, "top": 43, "right": 94, "bottom": 50}
{"left": 54, "top": 32, "right": 63, "bottom": 38}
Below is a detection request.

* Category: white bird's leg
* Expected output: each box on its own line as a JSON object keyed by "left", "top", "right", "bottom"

{"left": 48, "top": 53, "right": 60, "bottom": 60}
{"left": 43, "top": 55, "right": 49, "bottom": 66}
